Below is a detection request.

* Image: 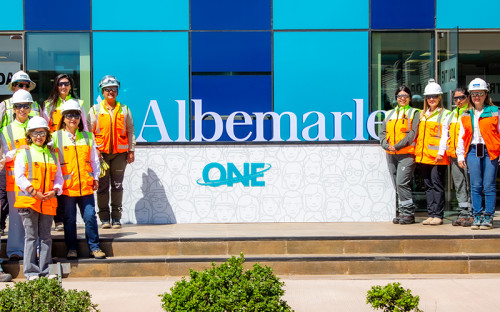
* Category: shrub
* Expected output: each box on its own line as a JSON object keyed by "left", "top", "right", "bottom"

{"left": 160, "top": 253, "right": 294, "bottom": 312}
{"left": 0, "top": 277, "right": 99, "bottom": 312}
{"left": 366, "top": 282, "right": 422, "bottom": 312}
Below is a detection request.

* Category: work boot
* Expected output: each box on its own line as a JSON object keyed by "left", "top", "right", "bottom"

{"left": 392, "top": 217, "right": 400, "bottom": 224}
{"left": 0, "top": 271, "right": 12, "bottom": 282}
{"left": 452, "top": 217, "right": 463, "bottom": 226}
{"left": 112, "top": 219, "right": 121, "bottom": 229}
{"left": 399, "top": 216, "right": 415, "bottom": 225}
{"left": 101, "top": 220, "right": 111, "bottom": 229}
{"left": 67, "top": 250, "right": 78, "bottom": 259}
{"left": 461, "top": 217, "right": 474, "bottom": 227}
{"left": 91, "top": 249, "right": 106, "bottom": 259}
{"left": 480, "top": 215, "right": 493, "bottom": 230}
{"left": 471, "top": 215, "right": 482, "bottom": 230}
{"left": 54, "top": 222, "right": 64, "bottom": 232}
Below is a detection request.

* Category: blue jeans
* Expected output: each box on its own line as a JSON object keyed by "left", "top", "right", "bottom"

{"left": 61, "top": 194, "right": 101, "bottom": 252}
{"left": 467, "top": 145, "right": 499, "bottom": 216}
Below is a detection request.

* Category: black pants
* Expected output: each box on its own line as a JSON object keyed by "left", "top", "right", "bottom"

{"left": 0, "top": 167, "right": 8, "bottom": 230}
{"left": 420, "top": 163, "right": 446, "bottom": 218}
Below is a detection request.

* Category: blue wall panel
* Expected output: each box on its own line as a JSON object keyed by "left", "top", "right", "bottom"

{"left": 274, "top": 31, "right": 369, "bottom": 141}
{"left": 273, "top": 0, "right": 368, "bottom": 29}
{"left": 191, "top": 0, "right": 271, "bottom": 30}
{"left": 437, "top": 0, "right": 500, "bottom": 28}
{"left": 93, "top": 32, "right": 189, "bottom": 143}
{"left": 372, "top": 0, "right": 434, "bottom": 29}
{"left": 25, "top": 0, "right": 90, "bottom": 30}
{"left": 0, "top": 0, "right": 23, "bottom": 30}
{"left": 92, "top": 0, "right": 188, "bottom": 30}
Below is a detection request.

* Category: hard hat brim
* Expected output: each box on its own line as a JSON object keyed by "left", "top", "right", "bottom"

{"left": 7, "top": 81, "right": 37, "bottom": 92}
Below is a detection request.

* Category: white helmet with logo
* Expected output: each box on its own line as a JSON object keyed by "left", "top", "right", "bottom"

{"left": 61, "top": 99, "right": 81, "bottom": 114}
{"left": 99, "top": 75, "right": 120, "bottom": 89}
{"left": 7, "top": 71, "right": 36, "bottom": 92}
{"left": 423, "top": 79, "right": 443, "bottom": 95}
{"left": 11, "top": 89, "right": 34, "bottom": 104}
{"left": 468, "top": 78, "right": 489, "bottom": 92}
{"left": 27, "top": 116, "right": 49, "bottom": 131}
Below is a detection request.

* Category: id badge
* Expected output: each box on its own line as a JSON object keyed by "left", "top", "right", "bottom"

{"left": 476, "top": 143, "right": 485, "bottom": 158}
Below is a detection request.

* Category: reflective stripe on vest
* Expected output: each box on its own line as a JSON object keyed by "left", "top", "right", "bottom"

{"left": 415, "top": 108, "right": 450, "bottom": 165}
{"left": 384, "top": 106, "right": 418, "bottom": 155}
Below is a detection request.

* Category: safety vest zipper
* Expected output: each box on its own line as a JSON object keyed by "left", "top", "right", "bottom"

{"left": 418, "top": 117, "right": 427, "bottom": 163}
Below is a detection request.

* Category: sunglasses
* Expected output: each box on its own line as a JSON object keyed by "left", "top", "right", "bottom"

{"left": 14, "top": 104, "right": 31, "bottom": 110}
{"left": 453, "top": 95, "right": 467, "bottom": 101}
{"left": 396, "top": 94, "right": 410, "bottom": 99}
{"left": 470, "top": 91, "right": 486, "bottom": 97}
{"left": 64, "top": 113, "right": 81, "bottom": 120}
{"left": 425, "top": 95, "right": 439, "bottom": 100}
{"left": 58, "top": 81, "right": 71, "bottom": 87}
{"left": 103, "top": 87, "right": 118, "bottom": 93}
{"left": 15, "top": 83, "right": 30, "bottom": 89}
{"left": 31, "top": 131, "right": 47, "bottom": 138}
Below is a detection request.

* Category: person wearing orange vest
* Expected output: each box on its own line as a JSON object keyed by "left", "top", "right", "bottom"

{"left": 14, "top": 116, "right": 63, "bottom": 280}
{"left": 44, "top": 74, "right": 89, "bottom": 233}
{"left": 415, "top": 79, "right": 451, "bottom": 226}
{"left": 456, "top": 78, "right": 500, "bottom": 230}
{"left": 52, "top": 100, "right": 106, "bottom": 260}
{"left": 380, "top": 86, "right": 420, "bottom": 225}
{"left": 88, "top": 75, "right": 135, "bottom": 229}
{"left": 446, "top": 87, "right": 473, "bottom": 227}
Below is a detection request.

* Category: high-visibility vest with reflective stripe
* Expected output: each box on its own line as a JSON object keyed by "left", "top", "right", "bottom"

{"left": 461, "top": 105, "right": 500, "bottom": 160}
{"left": 14, "top": 146, "right": 58, "bottom": 215}
{"left": 415, "top": 108, "right": 451, "bottom": 165}
{"left": 52, "top": 129, "right": 94, "bottom": 197}
{"left": 1, "top": 120, "right": 28, "bottom": 191}
{"left": 1, "top": 98, "right": 43, "bottom": 129}
{"left": 446, "top": 107, "right": 467, "bottom": 158}
{"left": 92, "top": 101, "right": 129, "bottom": 154}
{"left": 384, "top": 105, "right": 419, "bottom": 155}
{"left": 45, "top": 96, "right": 84, "bottom": 133}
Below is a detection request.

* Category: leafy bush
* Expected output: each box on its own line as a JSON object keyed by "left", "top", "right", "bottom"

{"left": 366, "top": 282, "right": 422, "bottom": 312}
{"left": 160, "top": 253, "right": 294, "bottom": 311}
{"left": 0, "top": 277, "right": 99, "bottom": 312}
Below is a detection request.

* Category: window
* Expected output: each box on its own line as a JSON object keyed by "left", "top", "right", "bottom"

{"left": 0, "top": 34, "right": 23, "bottom": 103}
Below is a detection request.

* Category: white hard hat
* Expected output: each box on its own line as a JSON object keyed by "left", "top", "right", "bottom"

{"left": 61, "top": 99, "right": 81, "bottom": 114}
{"left": 423, "top": 79, "right": 443, "bottom": 95}
{"left": 468, "top": 78, "right": 489, "bottom": 92}
{"left": 27, "top": 116, "right": 49, "bottom": 131}
{"left": 99, "top": 75, "right": 120, "bottom": 89}
{"left": 11, "top": 89, "right": 33, "bottom": 104}
{"left": 7, "top": 71, "right": 36, "bottom": 92}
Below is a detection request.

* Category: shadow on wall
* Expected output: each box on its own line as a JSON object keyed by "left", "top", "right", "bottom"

{"left": 134, "top": 168, "right": 177, "bottom": 224}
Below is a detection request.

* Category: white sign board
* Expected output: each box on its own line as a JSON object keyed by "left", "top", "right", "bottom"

{"left": 0, "top": 62, "right": 21, "bottom": 95}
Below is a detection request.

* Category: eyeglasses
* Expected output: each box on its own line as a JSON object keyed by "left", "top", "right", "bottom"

{"left": 425, "top": 95, "right": 439, "bottom": 100}
{"left": 396, "top": 94, "right": 410, "bottom": 99}
{"left": 470, "top": 91, "right": 486, "bottom": 97}
{"left": 64, "top": 113, "right": 81, "bottom": 120}
{"left": 15, "top": 83, "right": 30, "bottom": 89}
{"left": 453, "top": 95, "right": 467, "bottom": 101}
{"left": 30, "top": 131, "right": 47, "bottom": 138}
{"left": 103, "top": 87, "right": 118, "bottom": 93}
{"left": 58, "top": 81, "right": 71, "bottom": 87}
{"left": 14, "top": 104, "right": 31, "bottom": 110}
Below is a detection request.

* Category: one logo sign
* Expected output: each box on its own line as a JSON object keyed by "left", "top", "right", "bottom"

{"left": 197, "top": 162, "right": 271, "bottom": 187}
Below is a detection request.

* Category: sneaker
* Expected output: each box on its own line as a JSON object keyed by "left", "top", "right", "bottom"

{"left": 91, "top": 249, "right": 106, "bottom": 259}
{"left": 54, "top": 222, "right": 64, "bottom": 232}
{"left": 47, "top": 274, "right": 58, "bottom": 280}
{"left": 112, "top": 219, "right": 121, "bottom": 229}
{"left": 471, "top": 215, "right": 482, "bottom": 230}
{"left": 399, "top": 216, "right": 415, "bottom": 225}
{"left": 101, "top": 220, "right": 111, "bottom": 229}
{"left": 392, "top": 217, "right": 400, "bottom": 224}
{"left": 422, "top": 217, "right": 433, "bottom": 225}
{"left": 480, "top": 215, "right": 494, "bottom": 230}
{"left": 9, "top": 254, "right": 22, "bottom": 261}
{"left": 67, "top": 250, "right": 78, "bottom": 259}
{"left": 461, "top": 217, "right": 474, "bottom": 227}
{"left": 452, "top": 217, "right": 464, "bottom": 226}
{"left": 430, "top": 217, "right": 443, "bottom": 225}
{"left": 0, "top": 271, "right": 12, "bottom": 282}
{"left": 27, "top": 275, "right": 39, "bottom": 281}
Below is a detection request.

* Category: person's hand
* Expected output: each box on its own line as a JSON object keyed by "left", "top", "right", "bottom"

{"left": 127, "top": 151, "right": 135, "bottom": 164}
{"left": 458, "top": 161, "right": 467, "bottom": 169}
{"left": 388, "top": 145, "right": 396, "bottom": 152}
{"left": 93, "top": 180, "right": 99, "bottom": 191}
{"left": 435, "top": 154, "right": 443, "bottom": 163}
{"left": 42, "top": 190, "right": 56, "bottom": 201}
{"left": 33, "top": 189, "right": 44, "bottom": 201}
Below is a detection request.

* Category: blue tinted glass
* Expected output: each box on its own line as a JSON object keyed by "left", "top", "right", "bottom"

{"left": 192, "top": 75, "right": 272, "bottom": 141}
{"left": 0, "top": 0, "right": 23, "bottom": 30}
{"left": 92, "top": 0, "right": 188, "bottom": 30}
{"left": 372, "top": 0, "right": 434, "bottom": 29}
{"left": 192, "top": 0, "right": 270, "bottom": 30}
{"left": 438, "top": 0, "right": 500, "bottom": 28}
{"left": 192, "top": 32, "right": 271, "bottom": 72}
{"left": 25, "top": 0, "right": 90, "bottom": 30}
{"left": 273, "top": 0, "right": 368, "bottom": 29}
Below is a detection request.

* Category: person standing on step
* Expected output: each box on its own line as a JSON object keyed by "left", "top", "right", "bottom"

{"left": 88, "top": 75, "right": 135, "bottom": 229}
{"left": 380, "top": 86, "right": 420, "bottom": 225}
{"left": 456, "top": 78, "right": 500, "bottom": 230}
{"left": 52, "top": 100, "right": 105, "bottom": 259}
{"left": 415, "top": 79, "right": 451, "bottom": 226}
{"left": 44, "top": 74, "right": 89, "bottom": 233}
{"left": 446, "top": 87, "right": 473, "bottom": 227}
{"left": 14, "top": 116, "right": 62, "bottom": 280}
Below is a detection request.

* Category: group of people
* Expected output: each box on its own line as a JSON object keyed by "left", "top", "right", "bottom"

{"left": 0, "top": 71, "right": 136, "bottom": 282}
{"left": 381, "top": 78, "right": 499, "bottom": 230}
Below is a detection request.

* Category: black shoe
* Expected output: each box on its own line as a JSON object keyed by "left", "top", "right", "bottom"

{"left": 9, "top": 254, "right": 22, "bottom": 261}
{"left": 399, "top": 216, "right": 415, "bottom": 224}
{"left": 112, "top": 219, "right": 121, "bottom": 229}
{"left": 392, "top": 217, "right": 400, "bottom": 224}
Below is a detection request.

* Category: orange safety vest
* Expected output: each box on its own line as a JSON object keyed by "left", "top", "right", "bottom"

{"left": 14, "top": 146, "right": 58, "bottom": 215}
{"left": 92, "top": 101, "right": 129, "bottom": 154}
{"left": 461, "top": 105, "right": 500, "bottom": 160}
{"left": 1, "top": 120, "right": 28, "bottom": 191}
{"left": 384, "top": 106, "right": 419, "bottom": 154}
{"left": 52, "top": 130, "right": 95, "bottom": 197}
{"left": 415, "top": 108, "right": 450, "bottom": 165}
{"left": 45, "top": 96, "right": 84, "bottom": 133}
{"left": 446, "top": 107, "right": 468, "bottom": 158}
